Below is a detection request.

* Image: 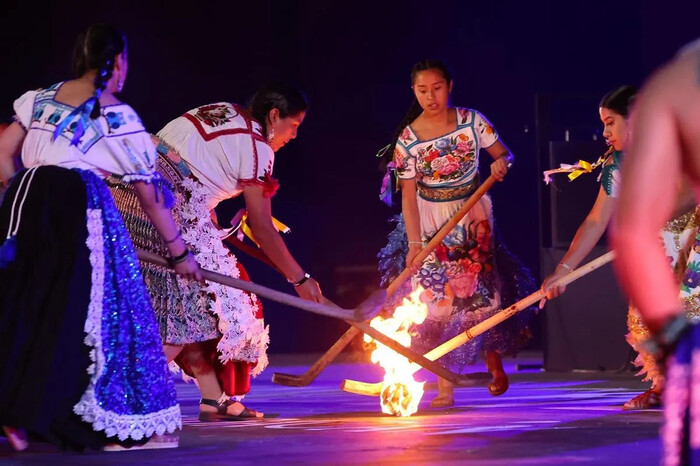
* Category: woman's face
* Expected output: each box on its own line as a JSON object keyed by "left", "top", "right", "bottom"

{"left": 268, "top": 110, "right": 305, "bottom": 151}
{"left": 599, "top": 107, "right": 628, "bottom": 151}
{"left": 412, "top": 69, "right": 452, "bottom": 117}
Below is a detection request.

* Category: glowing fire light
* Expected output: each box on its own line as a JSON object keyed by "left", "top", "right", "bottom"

{"left": 364, "top": 286, "right": 428, "bottom": 416}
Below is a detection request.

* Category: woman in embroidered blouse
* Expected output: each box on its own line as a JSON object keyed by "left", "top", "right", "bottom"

{"left": 379, "top": 60, "right": 536, "bottom": 408}
{"left": 0, "top": 25, "right": 200, "bottom": 451}
{"left": 110, "top": 83, "right": 322, "bottom": 421}
{"left": 540, "top": 85, "right": 698, "bottom": 410}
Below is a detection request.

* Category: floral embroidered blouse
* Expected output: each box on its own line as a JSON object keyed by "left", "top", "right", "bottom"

{"left": 14, "top": 82, "right": 159, "bottom": 183}
{"left": 394, "top": 107, "right": 499, "bottom": 188}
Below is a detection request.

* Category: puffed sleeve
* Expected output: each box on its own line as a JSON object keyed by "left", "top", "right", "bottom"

{"left": 394, "top": 138, "right": 416, "bottom": 179}
{"left": 13, "top": 90, "right": 39, "bottom": 130}
{"left": 474, "top": 111, "right": 499, "bottom": 149}
{"left": 237, "top": 135, "right": 279, "bottom": 197}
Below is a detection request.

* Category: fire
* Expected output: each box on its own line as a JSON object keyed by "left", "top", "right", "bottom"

{"left": 364, "top": 287, "right": 428, "bottom": 416}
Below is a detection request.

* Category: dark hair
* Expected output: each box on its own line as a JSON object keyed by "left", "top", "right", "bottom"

{"left": 71, "top": 24, "right": 126, "bottom": 119}
{"left": 248, "top": 82, "right": 308, "bottom": 136}
{"left": 379, "top": 60, "right": 453, "bottom": 168}
{"left": 599, "top": 85, "right": 637, "bottom": 118}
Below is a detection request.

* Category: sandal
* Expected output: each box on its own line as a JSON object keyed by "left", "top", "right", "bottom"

{"left": 623, "top": 389, "right": 662, "bottom": 410}
{"left": 429, "top": 395, "right": 455, "bottom": 408}
{"left": 198, "top": 398, "right": 263, "bottom": 422}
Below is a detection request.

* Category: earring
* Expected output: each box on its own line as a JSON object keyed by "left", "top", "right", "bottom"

{"left": 267, "top": 126, "right": 275, "bottom": 143}
{"left": 117, "top": 78, "right": 124, "bottom": 93}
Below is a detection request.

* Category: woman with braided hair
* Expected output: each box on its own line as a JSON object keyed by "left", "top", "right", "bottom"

{"left": 0, "top": 24, "right": 200, "bottom": 451}
{"left": 377, "top": 60, "right": 536, "bottom": 408}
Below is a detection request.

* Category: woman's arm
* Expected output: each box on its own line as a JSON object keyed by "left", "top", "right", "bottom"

{"left": 0, "top": 122, "right": 26, "bottom": 189}
{"left": 133, "top": 181, "right": 201, "bottom": 281}
{"left": 242, "top": 184, "right": 323, "bottom": 302}
{"left": 400, "top": 178, "right": 423, "bottom": 272}
{"left": 540, "top": 187, "right": 617, "bottom": 304}
{"left": 484, "top": 140, "right": 513, "bottom": 181}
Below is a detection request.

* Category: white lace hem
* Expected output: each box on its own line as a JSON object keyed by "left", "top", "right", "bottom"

{"left": 74, "top": 208, "right": 181, "bottom": 441}
{"left": 179, "top": 178, "right": 269, "bottom": 375}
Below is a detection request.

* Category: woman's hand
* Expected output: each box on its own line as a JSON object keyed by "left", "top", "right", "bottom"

{"left": 295, "top": 277, "right": 323, "bottom": 303}
{"left": 538, "top": 266, "right": 570, "bottom": 308}
{"left": 490, "top": 156, "right": 509, "bottom": 181}
{"left": 406, "top": 243, "right": 422, "bottom": 273}
{"left": 173, "top": 253, "right": 203, "bottom": 282}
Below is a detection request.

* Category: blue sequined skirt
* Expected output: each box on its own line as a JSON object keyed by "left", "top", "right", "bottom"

{"left": 0, "top": 166, "right": 180, "bottom": 450}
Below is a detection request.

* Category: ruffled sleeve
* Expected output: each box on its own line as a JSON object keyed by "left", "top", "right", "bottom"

{"left": 474, "top": 111, "right": 499, "bottom": 149}
{"left": 394, "top": 138, "right": 416, "bottom": 179}
{"left": 13, "top": 90, "right": 39, "bottom": 130}
{"left": 238, "top": 136, "right": 279, "bottom": 197}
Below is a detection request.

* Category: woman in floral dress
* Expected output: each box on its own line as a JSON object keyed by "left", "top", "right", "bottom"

{"left": 378, "top": 60, "right": 535, "bottom": 408}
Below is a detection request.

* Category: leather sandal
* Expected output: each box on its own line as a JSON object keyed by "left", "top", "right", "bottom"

{"left": 198, "top": 398, "right": 263, "bottom": 422}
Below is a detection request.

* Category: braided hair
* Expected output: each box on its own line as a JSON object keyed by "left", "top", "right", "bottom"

{"left": 378, "top": 59, "right": 453, "bottom": 169}
{"left": 54, "top": 25, "right": 126, "bottom": 145}
{"left": 248, "top": 82, "right": 308, "bottom": 137}
{"left": 72, "top": 24, "right": 126, "bottom": 119}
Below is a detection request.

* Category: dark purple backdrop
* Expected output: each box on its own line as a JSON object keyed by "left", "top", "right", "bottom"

{"left": 1, "top": 1, "right": 698, "bottom": 353}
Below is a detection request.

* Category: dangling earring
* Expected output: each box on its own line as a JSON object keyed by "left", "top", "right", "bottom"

{"left": 267, "top": 126, "right": 275, "bottom": 144}
{"left": 117, "top": 78, "right": 124, "bottom": 93}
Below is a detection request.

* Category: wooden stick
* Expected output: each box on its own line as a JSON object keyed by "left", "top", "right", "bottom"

{"left": 135, "top": 249, "right": 384, "bottom": 322}
{"left": 136, "top": 248, "right": 461, "bottom": 383}
{"left": 340, "top": 250, "right": 616, "bottom": 396}
{"left": 272, "top": 175, "right": 500, "bottom": 386}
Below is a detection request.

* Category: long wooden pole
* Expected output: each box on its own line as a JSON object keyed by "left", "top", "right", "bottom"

{"left": 272, "top": 175, "right": 499, "bottom": 386}
{"left": 341, "top": 250, "right": 616, "bottom": 396}
{"left": 135, "top": 249, "right": 384, "bottom": 322}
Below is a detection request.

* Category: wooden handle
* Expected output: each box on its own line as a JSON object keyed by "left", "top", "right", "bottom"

{"left": 135, "top": 248, "right": 364, "bottom": 322}
{"left": 340, "top": 250, "right": 617, "bottom": 395}
{"left": 416, "top": 250, "right": 616, "bottom": 368}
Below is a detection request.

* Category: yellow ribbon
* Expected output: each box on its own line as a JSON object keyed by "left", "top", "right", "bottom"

{"left": 237, "top": 211, "right": 290, "bottom": 247}
{"left": 543, "top": 153, "right": 610, "bottom": 185}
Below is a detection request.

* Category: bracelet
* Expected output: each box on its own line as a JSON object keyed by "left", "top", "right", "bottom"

{"left": 558, "top": 262, "right": 573, "bottom": 272}
{"left": 289, "top": 272, "right": 311, "bottom": 287}
{"left": 169, "top": 248, "right": 190, "bottom": 265}
{"left": 164, "top": 230, "right": 182, "bottom": 244}
{"left": 499, "top": 153, "right": 515, "bottom": 168}
{"left": 408, "top": 240, "right": 423, "bottom": 246}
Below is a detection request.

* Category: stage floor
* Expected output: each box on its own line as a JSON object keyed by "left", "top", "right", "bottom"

{"left": 0, "top": 352, "right": 661, "bottom": 465}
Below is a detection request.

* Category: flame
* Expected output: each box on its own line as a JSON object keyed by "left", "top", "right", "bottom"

{"left": 364, "top": 286, "right": 428, "bottom": 416}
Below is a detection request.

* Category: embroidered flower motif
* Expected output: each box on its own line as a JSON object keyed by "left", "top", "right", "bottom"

{"left": 194, "top": 104, "right": 237, "bottom": 127}
{"left": 258, "top": 170, "right": 280, "bottom": 198}
{"left": 105, "top": 111, "right": 126, "bottom": 130}
{"left": 400, "top": 127, "right": 412, "bottom": 144}
{"left": 457, "top": 108, "right": 470, "bottom": 123}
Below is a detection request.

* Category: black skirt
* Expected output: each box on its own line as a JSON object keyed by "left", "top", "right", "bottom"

{"left": 0, "top": 166, "right": 180, "bottom": 450}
